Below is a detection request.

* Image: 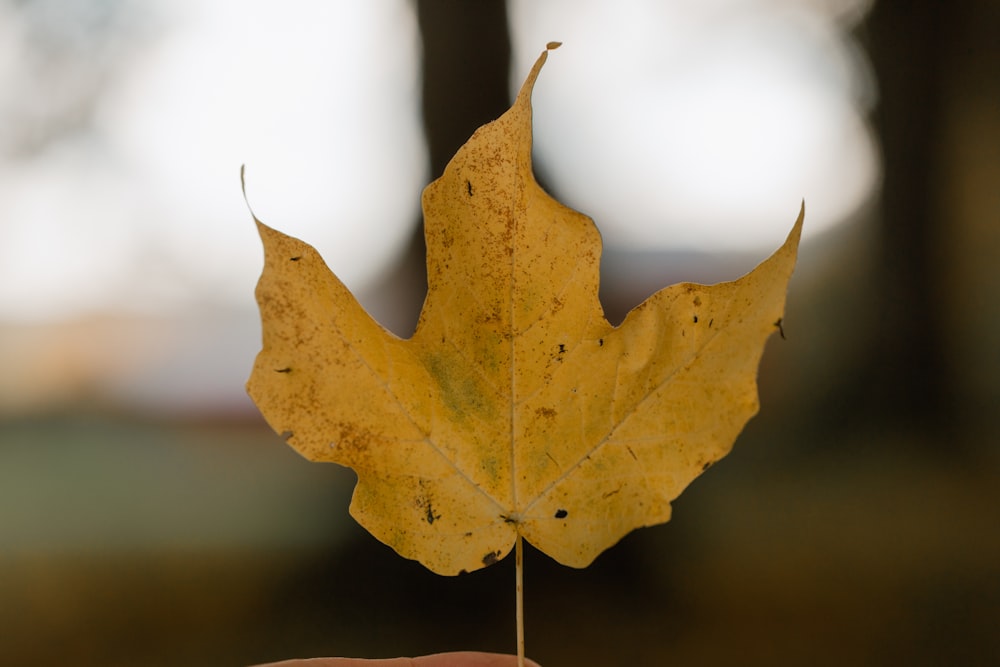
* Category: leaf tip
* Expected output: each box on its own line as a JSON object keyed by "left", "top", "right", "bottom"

{"left": 516, "top": 42, "right": 561, "bottom": 105}
{"left": 784, "top": 200, "right": 805, "bottom": 252}
{"left": 241, "top": 164, "right": 265, "bottom": 225}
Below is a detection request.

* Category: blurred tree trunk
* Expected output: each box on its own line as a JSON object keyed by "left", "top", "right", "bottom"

{"left": 862, "top": 1, "right": 958, "bottom": 436}
{"left": 416, "top": 0, "right": 512, "bottom": 180}
{"left": 369, "top": 0, "right": 511, "bottom": 336}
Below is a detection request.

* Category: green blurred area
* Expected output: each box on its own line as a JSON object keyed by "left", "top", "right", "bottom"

{"left": 2, "top": 411, "right": 998, "bottom": 666}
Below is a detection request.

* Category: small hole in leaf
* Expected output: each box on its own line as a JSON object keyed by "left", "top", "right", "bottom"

{"left": 555, "top": 509, "right": 568, "bottom": 519}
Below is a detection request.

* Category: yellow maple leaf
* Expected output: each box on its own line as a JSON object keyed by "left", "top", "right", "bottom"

{"left": 247, "top": 45, "right": 802, "bottom": 577}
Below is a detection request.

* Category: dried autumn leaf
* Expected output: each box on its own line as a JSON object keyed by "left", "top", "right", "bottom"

{"left": 247, "top": 46, "right": 802, "bottom": 576}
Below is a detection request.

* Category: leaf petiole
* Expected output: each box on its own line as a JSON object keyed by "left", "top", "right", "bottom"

{"left": 516, "top": 533, "right": 524, "bottom": 667}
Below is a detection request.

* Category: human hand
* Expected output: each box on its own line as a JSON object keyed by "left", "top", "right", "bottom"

{"left": 253, "top": 651, "right": 541, "bottom": 667}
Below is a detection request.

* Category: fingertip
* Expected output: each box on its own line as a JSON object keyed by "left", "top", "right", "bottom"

{"left": 413, "top": 651, "right": 542, "bottom": 667}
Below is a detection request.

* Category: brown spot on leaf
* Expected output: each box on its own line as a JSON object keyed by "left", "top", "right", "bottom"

{"left": 554, "top": 509, "right": 568, "bottom": 519}
{"left": 482, "top": 550, "right": 501, "bottom": 566}
{"left": 535, "top": 406, "right": 557, "bottom": 419}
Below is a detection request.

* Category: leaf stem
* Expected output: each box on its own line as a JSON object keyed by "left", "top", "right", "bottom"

{"left": 516, "top": 532, "right": 524, "bottom": 667}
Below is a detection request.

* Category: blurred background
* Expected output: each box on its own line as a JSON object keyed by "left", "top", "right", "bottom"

{"left": 1, "top": 0, "right": 998, "bottom": 665}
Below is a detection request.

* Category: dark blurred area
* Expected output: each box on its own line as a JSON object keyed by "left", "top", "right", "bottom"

{"left": 2, "top": 1, "right": 999, "bottom": 666}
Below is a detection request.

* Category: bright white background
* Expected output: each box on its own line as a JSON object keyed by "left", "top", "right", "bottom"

{"left": 0, "top": 0, "right": 876, "bottom": 412}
